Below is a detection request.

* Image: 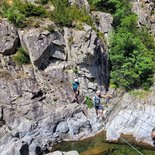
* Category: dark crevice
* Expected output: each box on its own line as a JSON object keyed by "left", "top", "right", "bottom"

{"left": 35, "top": 146, "right": 43, "bottom": 155}
{"left": 0, "top": 108, "right": 6, "bottom": 127}
{"left": 20, "top": 142, "right": 29, "bottom": 155}
{"left": 31, "top": 90, "right": 43, "bottom": 99}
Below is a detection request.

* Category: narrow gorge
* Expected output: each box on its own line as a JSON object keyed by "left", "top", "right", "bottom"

{"left": 0, "top": 0, "right": 155, "bottom": 155}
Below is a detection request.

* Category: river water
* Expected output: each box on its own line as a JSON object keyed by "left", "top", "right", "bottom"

{"left": 52, "top": 132, "right": 155, "bottom": 155}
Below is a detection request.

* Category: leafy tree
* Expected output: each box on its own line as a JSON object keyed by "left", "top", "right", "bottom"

{"left": 109, "top": 3, "right": 155, "bottom": 90}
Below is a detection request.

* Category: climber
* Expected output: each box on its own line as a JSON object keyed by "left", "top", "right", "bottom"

{"left": 93, "top": 90, "right": 112, "bottom": 120}
{"left": 72, "top": 78, "right": 80, "bottom": 103}
{"left": 151, "top": 127, "right": 155, "bottom": 146}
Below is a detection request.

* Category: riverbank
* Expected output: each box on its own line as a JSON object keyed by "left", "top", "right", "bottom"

{"left": 52, "top": 131, "right": 155, "bottom": 155}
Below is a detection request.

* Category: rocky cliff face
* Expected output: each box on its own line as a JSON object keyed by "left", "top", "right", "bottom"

{"left": 0, "top": 0, "right": 155, "bottom": 154}
{"left": 131, "top": 0, "right": 155, "bottom": 35}
{"left": 0, "top": 6, "right": 112, "bottom": 153}
{"left": 105, "top": 88, "right": 155, "bottom": 146}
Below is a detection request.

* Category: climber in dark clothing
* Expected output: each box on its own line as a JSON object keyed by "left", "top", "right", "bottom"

{"left": 93, "top": 90, "right": 112, "bottom": 119}
{"left": 72, "top": 79, "right": 80, "bottom": 103}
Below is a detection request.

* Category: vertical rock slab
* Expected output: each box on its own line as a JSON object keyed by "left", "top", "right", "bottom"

{"left": 0, "top": 19, "right": 19, "bottom": 55}
{"left": 65, "top": 25, "right": 110, "bottom": 92}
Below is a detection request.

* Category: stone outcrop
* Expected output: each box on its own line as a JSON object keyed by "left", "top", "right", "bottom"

{"left": 18, "top": 29, "right": 66, "bottom": 69}
{"left": 0, "top": 18, "right": 19, "bottom": 55}
{"left": 130, "top": 0, "right": 155, "bottom": 35}
{"left": 0, "top": 70, "right": 104, "bottom": 154}
{"left": 0, "top": 51, "right": 105, "bottom": 154}
{"left": 105, "top": 89, "right": 155, "bottom": 146}
{"left": 64, "top": 25, "right": 110, "bottom": 94}
{"left": 47, "top": 150, "right": 79, "bottom": 155}
{"left": 92, "top": 11, "right": 113, "bottom": 39}
{"left": 18, "top": 24, "right": 110, "bottom": 96}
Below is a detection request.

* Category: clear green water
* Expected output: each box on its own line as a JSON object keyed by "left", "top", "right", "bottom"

{"left": 52, "top": 132, "right": 155, "bottom": 155}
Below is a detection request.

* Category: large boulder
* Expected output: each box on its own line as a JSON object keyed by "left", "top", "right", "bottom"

{"left": 18, "top": 28, "right": 66, "bottom": 69}
{"left": 0, "top": 19, "right": 19, "bottom": 55}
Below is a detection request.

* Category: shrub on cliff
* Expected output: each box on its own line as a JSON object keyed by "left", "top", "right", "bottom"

{"left": 2, "top": 5, "right": 27, "bottom": 28}
{"left": 88, "top": 0, "right": 116, "bottom": 13}
{"left": 12, "top": 47, "right": 30, "bottom": 65}
{"left": 0, "top": 0, "right": 47, "bottom": 28}
{"left": 51, "top": 0, "right": 93, "bottom": 27}
{"left": 86, "top": 96, "right": 94, "bottom": 109}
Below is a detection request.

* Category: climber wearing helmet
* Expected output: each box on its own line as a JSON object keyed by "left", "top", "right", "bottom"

{"left": 93, "top": 90, "right": 112, "bottom": 120}
{"left": 72, "top": 78, "right": 80, "bottom": 103}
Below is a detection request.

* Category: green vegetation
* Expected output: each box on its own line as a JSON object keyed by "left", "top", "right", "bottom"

{"left": 89, "top": 0, "right": 155, "bottom": 90}
{"left": 88, "top": 0, "right": 116, "bottom": 13}
{"left": 97, "top": 31, "right": 107, "bottom": 44}
{"left": 12, "top": 47, "right": 30, "bottom": 65}
{"left": 0, "top": 0, "right": 93, "bottom": 28}
{"left": 129, "top": 89, "right": 151, "bottom": 99}
{"left": 51, "top": 0, "right": 93, "bottom": 27}
{"left": 0, "top": 0, "right": 47, "bottom": 28}
{"left": 85, "top": 96, "right": 93, "bottom": 109}
{"left": 45, "top": 25, "right": 55, "bottom": 33}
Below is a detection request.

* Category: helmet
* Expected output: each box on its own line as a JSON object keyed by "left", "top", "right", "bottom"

{"left": 96, "top": 90, "right": 101, "bottom": 95}
{"left": 74, "top": 79, "right": 79, "bottom": 82}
